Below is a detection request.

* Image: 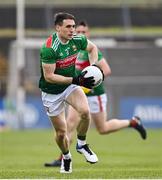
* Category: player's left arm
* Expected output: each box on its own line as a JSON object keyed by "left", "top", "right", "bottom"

{"left": 97, "top": 58, "right": 111, "bottom": 77}
{"left": 85, "top": 39, "right": 98, "bottom": 65}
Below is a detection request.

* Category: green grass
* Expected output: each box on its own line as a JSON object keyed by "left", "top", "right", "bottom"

{"left": 0, "top": 128, "right": 162, "bottom": 178}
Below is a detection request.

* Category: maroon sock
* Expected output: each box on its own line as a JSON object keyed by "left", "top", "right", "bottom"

{"left": 130, "top": 119, "right": 138, "bottom": 127}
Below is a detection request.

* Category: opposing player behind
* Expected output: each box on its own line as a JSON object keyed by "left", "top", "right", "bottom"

{"left": 44, "top": 20, "right": 147, "bottom": 167}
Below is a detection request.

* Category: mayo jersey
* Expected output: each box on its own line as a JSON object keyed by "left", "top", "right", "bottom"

{"left": 75, "top": 50, "right": 105, "bottom": 96}
{"left": 39, "top": 33, "right": 87, "bottom": 94}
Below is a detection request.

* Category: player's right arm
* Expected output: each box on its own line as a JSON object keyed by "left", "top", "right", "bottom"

{"left": 41, "top": 46, "right": 73, "bottom": 84}
{"left": 42, "top": 63, "right": 72, "bottom": 84}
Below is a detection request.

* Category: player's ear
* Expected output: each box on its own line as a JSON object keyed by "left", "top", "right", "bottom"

{"left": 55, "top": 25, "right": 60, "bottom": 32}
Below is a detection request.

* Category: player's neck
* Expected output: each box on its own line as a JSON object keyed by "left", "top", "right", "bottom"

{"left": 56, "top": 33, "right": 69, "bottom": 44}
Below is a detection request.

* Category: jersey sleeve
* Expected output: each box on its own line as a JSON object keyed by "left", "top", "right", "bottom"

{"left": 73, "top": 35, "right": 88, "bottom": 50}
{"left": 40, "top": 47, "right": 56, "bottom": 64}
{"left": 98, "top": 49, "right": 103, "bottom": 61}
{"left": 80, "top": 35, "right": 88, "bottom": 50}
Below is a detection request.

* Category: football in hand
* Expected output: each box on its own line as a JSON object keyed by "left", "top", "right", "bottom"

{"left": 81, "top": 65, "right": 103, "bottom": 88}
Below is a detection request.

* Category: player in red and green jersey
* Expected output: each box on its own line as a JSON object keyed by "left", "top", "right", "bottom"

{"left": 44, "top": 20, "right": 147, "bottom": 168}
{"left": 75, "top": 49, "right": 105, "bottom": 96}
{"left": 40, "top": 13, "right": 103, "bottom": 173}
{"left": 39, "top": 31, "right": 91, "bottom": 94}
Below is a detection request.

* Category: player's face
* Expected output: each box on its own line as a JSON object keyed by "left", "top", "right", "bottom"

{"left": 56, "top": 19, "right": 76, "bottom": 43}
{"left": 76, "top": 25, "right": 90, "bottom": 38}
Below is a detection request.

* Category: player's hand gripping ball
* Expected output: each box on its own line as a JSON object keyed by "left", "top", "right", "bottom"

{"left": 81, "top": 65, "right": 104, "bottom": 88}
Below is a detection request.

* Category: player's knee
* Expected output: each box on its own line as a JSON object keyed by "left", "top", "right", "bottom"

{"left": 80, "top": 109, "right": 90, "bottom": 120}
{"left": 97, "top": 127, "right": 107, "bottom": 135}
{"left": 56, "top": 130, "right": 66, "bottom": 141}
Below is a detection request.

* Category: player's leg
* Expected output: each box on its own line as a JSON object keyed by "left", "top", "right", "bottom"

{"left": 67, "top": 105, "right": 80, "bottom": 144}
{"left": 50, "top": 112, "right": 69, "bottom": 155}
{"left": 88, "top": 94, "right": 128, "bottom": 134}
{"left": 93, "top": 113, "right": 146, "bottom": 139}
{"left": 89, "top": 94, "right": 146, "bottom": 139}
{"left": 49, "top": 112, "right": 72, "bottom": 173}
{"left": 66, "top": 87, "right": 90, "bottom": 136}
{"left": 66, "top": 87, "right": 98, "bottom": 163}
{"left": 42, "top": 91, "right": 72, "bottom": 173}
{"left": 44, "top": 112, "right": 65, "bottom": 167}
{"left": 44, "top": 106, "right": 80, "bottom": 167}
{"left": 91, "top": 111, "right": 130, "bottom": 134}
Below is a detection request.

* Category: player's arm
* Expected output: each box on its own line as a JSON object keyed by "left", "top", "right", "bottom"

{"left": 41, "top": 47, "right": 72, "bottom": 84}
{"left": 85, "top": 39, "right": 98, "bottom": 65}
{"left": 97, "top": 58, "right": 111, "bottom": 77}
{"left": 42, "top": 63, "right": 72, "bottom": 84}
{"left": 42, "top": 62, "right": 95, "bottom": 89}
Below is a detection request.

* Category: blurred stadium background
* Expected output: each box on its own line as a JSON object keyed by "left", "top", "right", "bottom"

{"left": 0, "top": 0, "right": 162, "bottom": 129}
{"left": 0, "top": 0, "right": 162, "bottom": 178}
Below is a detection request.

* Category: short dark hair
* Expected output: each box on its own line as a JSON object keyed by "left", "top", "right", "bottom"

{"left": 54, "top": 12, "right": 75, "bottom": 26}
{"left": 77, "top": 20, "right": 88, "bottom": 27}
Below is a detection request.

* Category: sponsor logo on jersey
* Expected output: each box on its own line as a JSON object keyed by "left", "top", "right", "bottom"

{"left": 75, "top": 58, "right": 90, "bottom": 70}
{"left": 56, "top": 54, "right": 77, "bottom": 68}
{"left": 72, "top": 45, "right": 77, "bottom": 51}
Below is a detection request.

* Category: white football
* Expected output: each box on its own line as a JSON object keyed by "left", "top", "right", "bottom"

{"left": 82, "top": 65, "right": 103, "bottom": 88}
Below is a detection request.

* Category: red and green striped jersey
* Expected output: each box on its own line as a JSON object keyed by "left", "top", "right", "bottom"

{"left": 75, "top": 49, "right": 105, "bottom": 96}
{"left": 39, "top": 32, "right": 87, "bottom": 94}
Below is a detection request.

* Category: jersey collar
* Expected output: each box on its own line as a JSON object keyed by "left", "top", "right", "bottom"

{"left": 56, "top": 33, "right": 69, "bottom": 45}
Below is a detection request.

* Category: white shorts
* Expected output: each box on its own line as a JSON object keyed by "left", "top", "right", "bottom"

{"left": 41, "top": 84, "right": 79, "bottom": 116}
{"left": 87, "top": 93, "right": 107, "bottom": 113}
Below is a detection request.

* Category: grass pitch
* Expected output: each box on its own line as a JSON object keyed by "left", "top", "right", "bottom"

{"left": 0, "top": 128, "right": 162, "bottom": 179}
